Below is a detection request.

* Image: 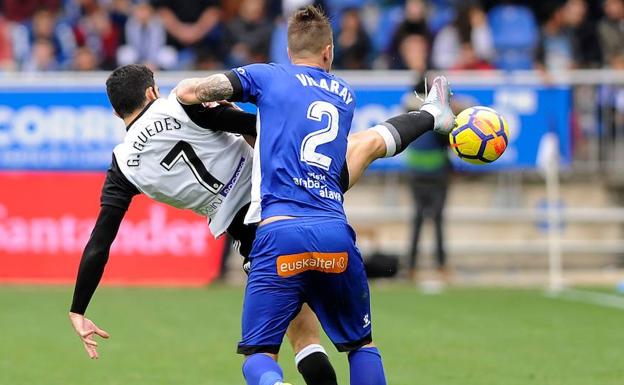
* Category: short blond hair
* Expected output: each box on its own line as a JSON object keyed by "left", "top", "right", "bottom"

{"left": 287, "top": 5, "right": 333, "bottom": 57}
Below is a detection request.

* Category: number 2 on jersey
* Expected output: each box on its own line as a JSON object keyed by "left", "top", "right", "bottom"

{"left": 300, "top": 101, "right": 339, "bottom": 171}
{"left": 160, "top": 140, "right": 224, "bottom": 194}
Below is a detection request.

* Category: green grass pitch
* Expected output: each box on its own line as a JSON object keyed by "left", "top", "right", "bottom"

{"left": 1, "top": 284, "right": 622, "bottom": 385}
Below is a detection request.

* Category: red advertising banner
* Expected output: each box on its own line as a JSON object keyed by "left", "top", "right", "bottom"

{"left": 0, "top": 172, "right": 225, "bottom": 285}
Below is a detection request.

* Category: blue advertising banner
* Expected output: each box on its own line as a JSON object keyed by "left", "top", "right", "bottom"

{"left": 0, "top": 82, "right": 571, "bottom": 171}
{"left": 0, "top": 89, "right": 124, "bottom": 170}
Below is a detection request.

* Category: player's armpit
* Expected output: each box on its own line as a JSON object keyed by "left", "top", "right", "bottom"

{"left": 175, "top": 74, "right": 234, "bottom": 105}
{"left": 243, "top": 135, "right": 256, "bottom": 147}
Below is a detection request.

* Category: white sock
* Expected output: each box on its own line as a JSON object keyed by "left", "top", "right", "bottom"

{"left": 370, "top": 124, "right": 398, "bottom": 157}
{"left": 294, "top": 343, "right": 327, "bottom": 367}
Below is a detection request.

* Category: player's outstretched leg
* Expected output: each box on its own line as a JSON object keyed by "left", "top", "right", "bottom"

{"left": 345, "top": 76, "right": 455, "bottom": 189}
{"left": 243, "top": 353, "right": 290, "bottom": 385}
{"left": 372, "top": 75, "right": 455, "bottom": 157}
{"left": 348, "top": 344, "right": 387, "bottom": 385}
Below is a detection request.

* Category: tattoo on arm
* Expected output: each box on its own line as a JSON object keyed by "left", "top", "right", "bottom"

{"left": 195, "top": 74, "right": 234, "bottom": 103}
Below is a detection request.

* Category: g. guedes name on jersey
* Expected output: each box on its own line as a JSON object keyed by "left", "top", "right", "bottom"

{"left": 132, "top": 117, "right": 182, "bottom": 153}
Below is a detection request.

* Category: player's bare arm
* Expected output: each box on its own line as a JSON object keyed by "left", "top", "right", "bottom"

{"left": 176, "top": 74, "right": 234, "bottom": 105}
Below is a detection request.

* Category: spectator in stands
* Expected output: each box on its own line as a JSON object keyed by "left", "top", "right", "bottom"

{"left": 598, "top": 0, "right": 624, "bottom": 69}
{"left": 73, "top": 5, "right": 121, "bottom": 70}
{"left": 536, "top": 2, "right": 577, "bottom": 71}
{"left": 108, "top": 0, "right": 132, "bottom": 28}
{"left": 387, "top": 0, "right": 430, "bottom": 69}
{"left": 334, "top": 7, "right": 372, "bottom": 70}
{"left": 281, "top": 0, "right": 325, "bottom": 17}
{"left": 431, "top": 2, "right": 494, "bottom": 70}
{"left": 72, "top": 46, "right": 99, "bottom": 71}
{"left": 563, "top": 0, "right": 601, "bottom": 68}
{"left": 2, "top": 0, "right": 61, "bottom": 23}
{"left": 27, "top": 8, "right": 76, "bottom": 69}
{"left": 488, "top": 1, "right": 539, "bottom": 70}
{"left": 226, "top": 0, "right": 273, "bottom": 67}
{"left": 398, "top": 34, "right": 429, "bottom": 74}
{"left": 0, "top": 15, "right": 16, "bottom": 70}
{"left": 117, "top": 1, "right": 177, "bottom": 70}
{"left": 452, "top": 44, "right": 495, "bottom": 71}
{"left": 153, "top": 0, "right": 222, "bottom": 69}
{"left": 22, "top": 38, "right": 58, "bottom": 71}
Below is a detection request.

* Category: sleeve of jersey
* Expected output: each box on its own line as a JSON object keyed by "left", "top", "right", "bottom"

{"left": 226, "top": 64, "right": 273, "bottom": 103}
{"left": 100, "top": 156, "right": 141, "bottom": 210}
{"left": 70, "top": 156, "right": 139, "bottom": 314}
{"left": 179, "top": 103, "right": 257, "bottom": 136}
{"left": 69, "top": 205, "right": 126, "bottom": 314}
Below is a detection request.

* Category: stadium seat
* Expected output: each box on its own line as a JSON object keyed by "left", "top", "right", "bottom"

{"left": 488, "top": 5, "right": 539, "bottom": 70}
{"left": 427, "top": 1, "right": 456, "bottom": 35}
{"left": 370, "top": 5, "right": 404, "bottom": 53}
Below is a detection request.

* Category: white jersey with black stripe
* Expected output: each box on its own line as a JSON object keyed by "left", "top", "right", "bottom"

{"left": 113, "top": 92, "right": 253, "bottom": 237}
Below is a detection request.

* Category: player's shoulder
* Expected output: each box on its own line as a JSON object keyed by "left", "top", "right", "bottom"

{"left": 331, "top": 73, "right": 354, "bottom": 94}
{"left": 328, "top": 73, "right": 356, "bottom": 108}
{"left": 234, "top": 62, "right": 284, "bottom": 76}
{"left": 138, "top": 92, "right": 193, "bottom": 125}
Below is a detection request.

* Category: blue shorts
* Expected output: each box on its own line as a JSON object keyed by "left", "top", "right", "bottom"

{"left": 237, "top": 217, "right": 372, "bottom": 355}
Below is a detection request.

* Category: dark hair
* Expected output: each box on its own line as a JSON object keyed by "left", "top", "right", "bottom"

{"left": 287, "top": 5, "right": 332, "bottom": 56}
{"left": 105, "top": 64, "right": 155, "bottom": 118}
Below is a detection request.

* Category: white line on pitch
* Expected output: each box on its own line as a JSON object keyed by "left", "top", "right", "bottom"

{"left": 546, "top": 288, "right": 624, "bottom": 310}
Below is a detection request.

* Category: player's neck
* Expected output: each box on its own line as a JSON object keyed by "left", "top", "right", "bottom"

{"left": 122, "top": 103, "right": 150, "bottom": 127}
{"left": 291, "top": 58, "right": 327, "bottom": 72}
{"left": 123, "top": 111, "right": 141, "bottom": 127}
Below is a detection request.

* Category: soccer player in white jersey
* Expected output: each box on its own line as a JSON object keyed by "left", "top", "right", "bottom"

{"left": 69, "top": 62, "right": 454, "bottom": 385}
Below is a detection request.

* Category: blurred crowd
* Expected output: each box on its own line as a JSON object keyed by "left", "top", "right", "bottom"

{"left": 0, "top": 0, "right": 623, "bottom": 72}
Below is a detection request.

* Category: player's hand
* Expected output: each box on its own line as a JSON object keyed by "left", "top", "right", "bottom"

{"left": 68, "top": 312, "right": 110, "bottom": 359}
{"left": 216, "top": 100, "right": 243, "bottom": 111}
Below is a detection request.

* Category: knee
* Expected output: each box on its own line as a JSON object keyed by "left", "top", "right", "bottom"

{"left": 360, "top": 130, "right": 387, "bottom": 159}
{"left": 290, "top": 333, "right": 320, "bottom": 354}
{"left": 348, "top": 130, "right": 386, "bottom": 162}
{"left": 289, "top": 328, "right": 321, "bottom": 353}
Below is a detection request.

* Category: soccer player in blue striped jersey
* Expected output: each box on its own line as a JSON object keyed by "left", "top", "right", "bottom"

{"left": 176, "top": 6, "right": 455, "bottom": 385}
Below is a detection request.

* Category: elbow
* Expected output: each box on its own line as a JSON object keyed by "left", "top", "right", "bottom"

{"left": 80, "top": 248, "right": 109, "bottom": 271}
{"left": 175, "top": 80, "right": 196, "bottom": 105}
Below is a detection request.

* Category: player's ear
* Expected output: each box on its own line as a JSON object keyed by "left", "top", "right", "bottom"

{"left": 145, "top": 86, "right": 158, "bottom": 102}
{"left": 287, "top": 47, "right": 292, "bottom": 62}
{"left": 323, "top": 44, "right": 333, "bottom": 71}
